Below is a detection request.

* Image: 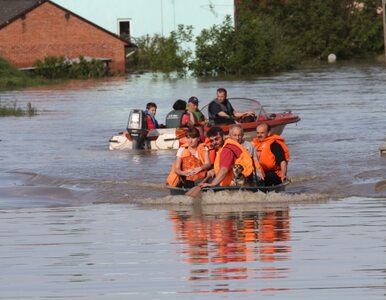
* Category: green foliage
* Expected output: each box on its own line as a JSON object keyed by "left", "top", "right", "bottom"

{"left": 243, "top": 0, "right": 384, "bottom": 60}
{"left": 0, "top": 56, "right": 23, "bottom": 78}
{"left": 0, "top": 101, "right": 37, "bottom": 117}
{"left": 128, "top": 25, "right": 193, "bottom": 76}
{"left": 68, "top": 56, "right": 107, "bottom": 78}
{"left": 191, "top": 15, "right": 299, "bottom": 76}
{"left": 190, "top": 16, "right": 235, "bottom": 76}
{"left": 34, "top": 55, "right": 107, "bottom": 79}
{"left": 0, "top": 56, "right": 49, "bottom": 90}
{"left": 34, "top": 56, "right": 69, "bottom": 79}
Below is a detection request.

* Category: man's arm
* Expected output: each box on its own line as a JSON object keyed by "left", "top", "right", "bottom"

{"left": 271, "top": 142, "right": 288, "bottom": 182}
{"left": 201, "top": 167, "right": 229, "bottom": 187}
{"left": 234, "top": 111, "right": 255, "bottom": 118}
{"left": 210, "top": 102, "right": 233, "bottom": 119}
{"left": 280, "top": 160, "right": 287, "bottom": 182}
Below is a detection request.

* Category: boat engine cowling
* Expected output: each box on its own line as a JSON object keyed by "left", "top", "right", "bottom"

{"left": 126, "top": 109, "right": 148, "bottom": 149}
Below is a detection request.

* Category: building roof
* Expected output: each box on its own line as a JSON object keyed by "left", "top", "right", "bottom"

{"left": 0, "top": 0, "right": 45, "bottom": 29}
{"left": 0, "top": 0, "right": 136, "bottom": 47}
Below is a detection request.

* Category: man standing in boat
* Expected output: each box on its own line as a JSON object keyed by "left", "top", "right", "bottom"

{"left": 208, "top": 88, "right": 255, "bottom": 125}
{"left": 252, "top": 123, "right": 290, "bottom": 186}
{"left": 200, "top": 126, "right": 254, "bottom": 187}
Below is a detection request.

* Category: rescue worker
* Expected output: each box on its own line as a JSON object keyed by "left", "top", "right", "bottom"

{"left": 200, "top": 126, "right": 254, "bottom": 187}
{"left": 166, "top": 127, "right": 212, "bottom": 188}
{"left": 252, "top": 123, "right": 290, "bottom": 186}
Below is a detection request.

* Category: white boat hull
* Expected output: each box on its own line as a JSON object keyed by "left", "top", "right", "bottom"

{"left": 109, "top": 128, "right": 181, "bottom": 151}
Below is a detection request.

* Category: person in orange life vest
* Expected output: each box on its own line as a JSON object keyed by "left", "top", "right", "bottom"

{"left": 200, "top": 126, "right": 254, "bottom": 187}
{"left": 173, "top": 127, "right": 212, "bottom": 188}
{"left": 228, "top": 124, "right": 265, "bottom": 182}
{"left": 145, "top": 102, "right": 159, "bottom": 129}
{"left": 252, "top": 123, "right": 290, "bottom": 186}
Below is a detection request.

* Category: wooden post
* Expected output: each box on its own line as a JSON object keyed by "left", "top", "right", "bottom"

{"left": 383, "top": 0, "right": 386, "bottom": 63}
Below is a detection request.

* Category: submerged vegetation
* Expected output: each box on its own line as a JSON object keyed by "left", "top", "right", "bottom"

{"left": 34, "top": 56, "right": 107, "bottom": 79}
{"left": 0, "top": 56, "right": 49, "bottom": 90}
{"left": 0, "top": 101, "right": 37, "bottom": 117}
{"left": 0, "top": 54, "right": 108, "bottom": 91}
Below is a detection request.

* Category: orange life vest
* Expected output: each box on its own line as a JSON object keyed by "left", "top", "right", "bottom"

{"left": 251, "top": 135, "right": 290, "bottom": 178}
{"left": 166, "top": 143, "right": 208, "bottom": 186}
{"left": 213, "top": 138, "right": 254, "bottom": 186}
{"left": 204, "top": 137, "right": 216, "bottom": 165}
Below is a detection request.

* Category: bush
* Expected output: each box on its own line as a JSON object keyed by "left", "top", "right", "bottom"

{"left": 191, "top": 15, "right": 299, "bottom": 76}
{"left": 34, "top": 56, "right": 69, "bottom": 78}
{"left": 34, "top": 55, "right": 108, "bottom": 79}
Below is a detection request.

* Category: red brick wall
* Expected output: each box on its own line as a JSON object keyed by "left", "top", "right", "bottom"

{"left": 0, "top": 2, "right": 127, "bottom": 73}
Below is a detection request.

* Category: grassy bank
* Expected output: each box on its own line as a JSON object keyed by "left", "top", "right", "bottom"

{"left": 0, "top": 56, "right": 54, "bottom": 91}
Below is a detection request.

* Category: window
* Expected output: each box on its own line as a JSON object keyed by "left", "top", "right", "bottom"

{"left": 117, "top": 18, "right": 131, "bottom": 39}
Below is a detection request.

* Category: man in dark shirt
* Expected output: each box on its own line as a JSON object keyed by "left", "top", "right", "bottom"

{"left": 208, "top": 88, "right": 255, "bottom": 125}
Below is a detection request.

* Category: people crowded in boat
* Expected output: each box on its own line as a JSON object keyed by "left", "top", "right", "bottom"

{"left": 198, "top": 126, "right": 257, "bottom": 188}
{"left": 208, "top": 88, "right": 256, "bottom": 125}
{"left": 166, "top": 122, "right": 290, "bottom": 190}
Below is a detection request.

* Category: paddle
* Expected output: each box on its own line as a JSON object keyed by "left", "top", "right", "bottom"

{"left": 185, "top": 176, "right": 210, "bottom": 198}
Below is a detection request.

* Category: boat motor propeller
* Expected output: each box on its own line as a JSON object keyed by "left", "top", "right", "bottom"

{"left": 126, "top": 109, "right": 148, "bottom": 149}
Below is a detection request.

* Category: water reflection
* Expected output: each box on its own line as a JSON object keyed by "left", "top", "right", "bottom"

{"left": 169, "top": 207, "right": 291, "bottom": 291}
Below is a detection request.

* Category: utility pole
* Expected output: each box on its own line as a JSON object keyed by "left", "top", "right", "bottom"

{"left": 383, "top": 0, "right": 386, "bottom": 63}
{"left": 160, "top": 0, "right": 164, "bottom": 36}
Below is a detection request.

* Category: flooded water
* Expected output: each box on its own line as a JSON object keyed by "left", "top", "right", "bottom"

{"left": 1, "top": 62, "right": 386, "bottom": 299}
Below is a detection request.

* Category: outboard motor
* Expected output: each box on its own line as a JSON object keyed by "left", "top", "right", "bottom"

{"left": 126, "top": 109, "right": 148, "bottom": 149}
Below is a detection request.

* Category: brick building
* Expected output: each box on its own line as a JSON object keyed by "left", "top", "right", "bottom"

{"left": 0, "top": 0, "right": 135, "bottom": 74}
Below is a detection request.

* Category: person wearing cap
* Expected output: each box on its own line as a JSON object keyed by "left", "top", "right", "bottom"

{"left": 187, "top": 96, "right": 207, "bottom": 126}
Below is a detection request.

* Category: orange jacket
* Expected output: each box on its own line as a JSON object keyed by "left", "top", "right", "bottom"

{"left": 166, "top": 143, "right": 208, "bottom": 186}
{"left": 252, "top": 135, "right": 290, "bottom": 178}
{"left": 214, "top": 139, "right": 254, "bottom": 186}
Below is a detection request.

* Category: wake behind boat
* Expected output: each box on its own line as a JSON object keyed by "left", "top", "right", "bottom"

{"left": 109, "top": 98, "right": 300, "bottom": 150}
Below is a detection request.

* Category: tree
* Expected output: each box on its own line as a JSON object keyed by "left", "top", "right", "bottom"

{"left": 191, "top": 14, "right": 299, "bottom": 76}
{"left": 128, "top": 25, "right": 193, "bottom": 77}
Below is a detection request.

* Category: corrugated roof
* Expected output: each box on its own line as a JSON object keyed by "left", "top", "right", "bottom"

{"left": 0, "top": 0, "right": 45, "bottom": 28}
